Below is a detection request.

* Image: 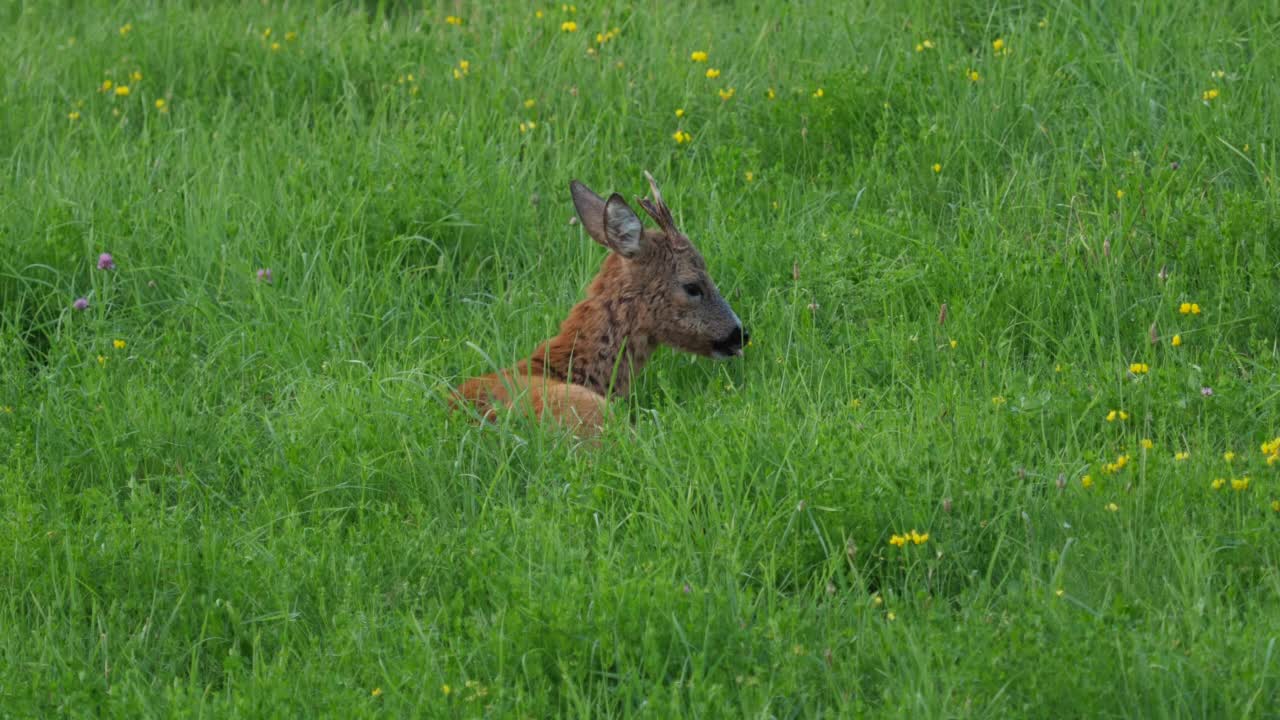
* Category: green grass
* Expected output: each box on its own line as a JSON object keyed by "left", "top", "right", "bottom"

{"left": 3, "top": 0, "right": 1280, "bottom": 715}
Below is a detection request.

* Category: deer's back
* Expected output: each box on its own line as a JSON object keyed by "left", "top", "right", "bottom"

{"left": 453, "top": 370, "right": 609, "bottom": 435}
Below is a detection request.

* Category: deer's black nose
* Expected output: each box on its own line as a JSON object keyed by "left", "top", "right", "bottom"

{"left": 712, "top": 325, "right": 748, "bottom": 356}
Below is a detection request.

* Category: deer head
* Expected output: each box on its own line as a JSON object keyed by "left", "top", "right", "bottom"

{"left": 569, "top": 172, "right": 748, "bottom": 359}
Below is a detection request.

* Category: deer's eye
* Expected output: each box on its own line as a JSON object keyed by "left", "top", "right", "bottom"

{"left": 682, "top": 282, "right": 703, "bottom": 298}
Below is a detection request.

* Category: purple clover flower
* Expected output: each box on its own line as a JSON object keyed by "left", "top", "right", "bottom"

{"left": 256, "top": 268, "right": 273, "bottom": 283}
{"left": 97, "top": 253, "right": 115, "bottom": 270}
{"left": 73, "top": 297, "right": 89, "bottom": 311}
{"left": 1200, "top": 387, "right": 1214, "bottom": 397}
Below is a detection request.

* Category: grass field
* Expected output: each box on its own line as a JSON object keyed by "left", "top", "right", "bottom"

{"left": 3, "top": 0, "right": 1280, "bottom": 716}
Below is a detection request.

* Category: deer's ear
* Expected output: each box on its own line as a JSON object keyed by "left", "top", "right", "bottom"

{"left": 570, "top": 180, "right": 608, "bottom": 245}
{"left": 603, "top": 193, "right": 645, "bottom": 258}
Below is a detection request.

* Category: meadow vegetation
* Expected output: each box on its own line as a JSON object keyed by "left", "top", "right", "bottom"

{"left": 2, "top": 0, "right": 1279, "bottom": 716}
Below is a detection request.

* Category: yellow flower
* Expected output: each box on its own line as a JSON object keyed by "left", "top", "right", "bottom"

{"left": 1056, "top": 589, "right": 1065, "bottom": 597}
{"left": 674, "top": 108, "right": 684, "bottom": 117}
{"left": 872, "top": 594, "right": 882, "bottom": 606}
{"left": 1119, "top": 410, "right": 1130, "bottom": 420}
{"left": 992, "top": 38, "right": 1005, "bottom": 52}
{"left": 0, "top": 406, "right": 11, "bottom": 414}
{"left": 1102, "top": 454, "right": 1131, "bottom": 475}
{"left": 1212, "top": 69, "right": 1226, "bottom": 79}
{"left": 1129, "top": 362, "right": 1149, "bottom": 375}
{"left": 442, "top": 684, "right": 452, "bottom": 696}
{"left": 915, "top": 43, "right": 924, "bottom": 53}
{"left": 766, "top": 87, "right": 776, "bottom": 100}
{"left": 908, "top": 529, "right": 929, "bottom": 545}
{"left": 115, "top": 85, "right": 130, "bottom": 96}
{"left": 1272, "top": 500, "right": 1280, "bottom": 513}
{"left": 1191, "top": 303, "right": 1201, "bottom": 314}
{"left": 371, "top": 687, "right": 383, "bottom": 697}
{"left": 719, "top": 87, "right": 736, "bottom": 101}
{"left": 1224, "top": 451, "right": 1236, "bottom": 463}
{"left": 992, "top": 395, "right": 1007, "bottom": 406}
{"left": 690, "top": 51, "right": 708, "bottom": 62}
{"left": 1105, "top": 502, "right": 1119, "bottom": 512}
{"left": 1174, "top": 451, "right": 1190, "bottom": 462}
{"left": 130, "top": 70, "right": 142, "bottom": 82}
{"left": 97, "top": 355, "right": 107, "bottom": 366}
{"left": 535, "top": 10, "right": 544, "bottom": 19}
{"left": 923, "top": 40, "right": 935, "bottom": 49}
{"left": 68, "top": 111, "right": 81, "bottom": 121}
{"left": 270, "top": 42, "right": 281, "bottom": 51}
{"left": 886, "top": 611, "right": 896, "bottom": 621}
{"left": 1230, "top": 477, "right": 1249, "bottom": 491}
{"left": 812, "top": 88, "right": 824, "bottom": 98}
{"left": 888, "top": 534, "right": 906, "bottom": 547}
{"left": 1106, "top": 410, "right": 1117, "bottom": 422}
{"left": 1141, "top": 438, "right": 1154, "bottom": 449}
{"left": 285, "top": 31, "right": 298, "bottom": 42}
{"left": 100, "top": 79, "right": 113, "bottom": 92}
{"left": 933, "top": 163, "right": 942, "bottom": 174}
{"left": 1202, "top": 88, "right": 1219, "bottom": 101}
{"left": 1212, "top": 478, "right": 1226, "bottom": 490}
{"left": 967, "top": 69, "right": 980, "bottom": 82}
{"left": 672, "top": 130, "right": 692, "bottom": 144}
{"left": 119, "top": 23, "right": 133, "bottom": 36}
{"left": 155, "top": 98, "right": 167, "bottom": 112}
{"left": 113, "top": 339, "right": 126, "bottom": 349}
{"left": 706, "top": 68, "right": 720, "bottom": 79}
{"left": 1038, "top": 18, "right": 1049, "bottom": 29}
{"left": 1116, "top": 189, "right": 1125, "bottom": 199}
{"left": 263, "top": 28, "right": 272, "bottom": 38}
{"left": 445, "top": 15, "right": 463, "bottom": 26}
{"left": 949, "top": 338, "right": 957, "bottom": 348}
{"left": 561, "top": 21, "right": 578, "bottom": 32}
{"left": 744, "top": 171, "right": 754, "bottom": 183}
{"left": 1081, "top": 475, "right": 1093, "bottom": 489}
{"left": 1172, "top": 334, "right": 1182, "bottom": 347}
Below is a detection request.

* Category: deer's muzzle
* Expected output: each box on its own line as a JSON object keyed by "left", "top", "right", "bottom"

{"left": 711, "top": 325, "right": 749, "bottom": 358}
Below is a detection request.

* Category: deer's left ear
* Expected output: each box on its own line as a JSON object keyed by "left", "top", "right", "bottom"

{"left": 603, "top": 193, "right": 645, "bottom": 258}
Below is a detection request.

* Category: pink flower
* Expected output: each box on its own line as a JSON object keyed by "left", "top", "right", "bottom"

{"left": 97, "top": 253, "right": 115, "bottom": 270}
{"left": 73, "top": 297, "right": 89, "bottom": 310}
{"left": 1200, "top": 386, "right": 1214, "bottom": 397}
{"left": 256, "top": 268, "right": 273, "bottom": 283}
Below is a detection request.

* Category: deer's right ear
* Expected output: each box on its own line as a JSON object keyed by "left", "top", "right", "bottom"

{"left": 570, "top": 180, "right": 608, "bottom": 246}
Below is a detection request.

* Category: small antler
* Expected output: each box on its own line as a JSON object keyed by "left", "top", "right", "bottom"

{"left": 636, "top": 171, "right": 687, "bottom": 246}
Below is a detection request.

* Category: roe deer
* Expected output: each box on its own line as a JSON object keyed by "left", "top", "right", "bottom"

{"left": 453, "top": 172, "right": 748, "bottom": 436}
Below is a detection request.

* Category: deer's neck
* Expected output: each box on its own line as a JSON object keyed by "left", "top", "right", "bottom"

{"left": 523, "top": 293, "right": 655, "bottom": 398}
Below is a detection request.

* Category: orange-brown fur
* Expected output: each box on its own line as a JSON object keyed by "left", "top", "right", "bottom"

{"left": 454, "top": 173, "right": 746, "bottom": 437}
